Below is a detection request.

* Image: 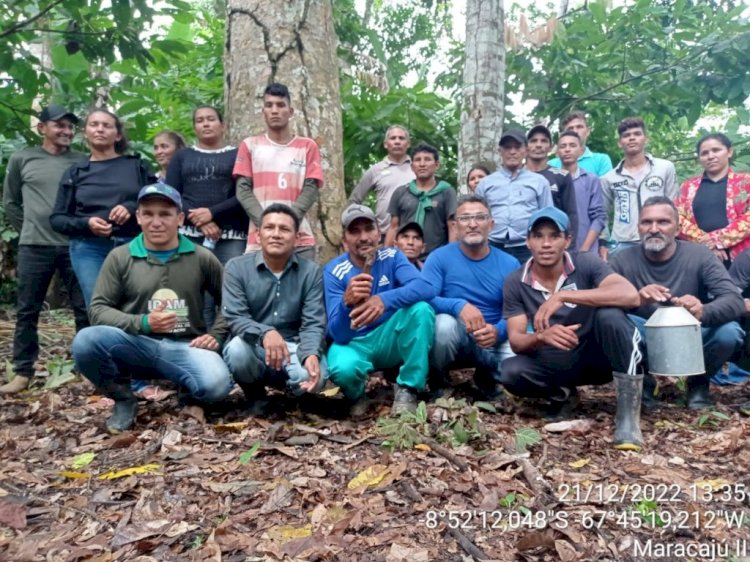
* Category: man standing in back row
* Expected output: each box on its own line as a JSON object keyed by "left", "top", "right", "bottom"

{"left": 599, "top": 117, "right": 678, "bottom": 259}
{"left": 1, "top": 105, "right": 88, "bottom": 394}
{"left": 234, "top": 83, "right": 324, "bottom": 261}
{"left": 349, "top": 125, "right": 415, "bottom": 238}
{"left": 548, "top": 110, "right": 613, "bottom": 176}
{"left": 476, "top": 129, "right": 553, "bottom": 262}
{"left": 524, "top": 124, "right": 579, "bottom": 249}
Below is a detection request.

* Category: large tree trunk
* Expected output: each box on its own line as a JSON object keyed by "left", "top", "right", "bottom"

{"left": 459, "top": 0, "right": 505, "bottom": 193}
{"left": 224, "top": 0, "right": 346, "bottom": 262}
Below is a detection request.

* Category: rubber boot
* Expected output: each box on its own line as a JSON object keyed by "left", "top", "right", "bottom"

{"left": 613, "top": 372, "right": 643, "bottom": 451}
{"left": 101, "top": 381, "right": 138, "bottom": 434}
{"left": 686, "top": 374, "right": 714, "bottom": 410}
{"left": 641, "top": 372, "right": 659, "bottom": 411}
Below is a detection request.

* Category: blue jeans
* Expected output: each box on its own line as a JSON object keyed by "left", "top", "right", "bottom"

{"left": 628, "top": 314, "right": 744, "bottom": 377}
{"left": 223, "top": 336, "right": 328, "bottom": 397}
{"left": 13, "top": 245, "right": 88, "bottom": 377}
{"left": 608, "top": 241, "right": 640, "bottom": 256}
{"left": 69, "top": 237, "right": 132, "bottom": 306}
{"left": 71, "top": 326, "right": 233, "bottom": 402}
{"left": 188, "top": 237, "right": 245, "bottom": 327}
{"left": 431, "top": 314, "right": 514, "bottom": 383}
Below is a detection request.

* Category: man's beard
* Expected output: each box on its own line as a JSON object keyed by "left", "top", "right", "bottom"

{"left": 643, "top": 234, "right": 669, "bottom": 253}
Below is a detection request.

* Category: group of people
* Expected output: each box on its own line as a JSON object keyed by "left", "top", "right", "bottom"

{"left": 3, "top": 84, "right": 750, "bottom": 453}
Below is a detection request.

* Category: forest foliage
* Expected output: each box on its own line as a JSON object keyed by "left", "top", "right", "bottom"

{"left": 0, "top": 0, "right": 749, "bottom": 295}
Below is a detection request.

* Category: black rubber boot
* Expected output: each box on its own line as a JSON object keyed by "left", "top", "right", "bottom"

{"left": 686, "top": 374, "right": 714, "bottom": 410}
{"left": 102, "top": 382, "right": 138, "bottom": 434}
{"left": 641, "top": 372, "right": 659, "bottom": 411}
{"left": 543, "top": 387, "right": 579, "bottom": 421}
{"left": 613, "top": 372, "right": 643, "bottom": 451}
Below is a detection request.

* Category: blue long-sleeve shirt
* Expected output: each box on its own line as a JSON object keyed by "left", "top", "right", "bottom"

{"left": 421, "top": 243, "right": 520, "bottom": 341}
{"left": 323, "top": 247, "right": 437, "bottom": 344}
{"left": 476, "top": 167, "right": 553, "bottom": 247}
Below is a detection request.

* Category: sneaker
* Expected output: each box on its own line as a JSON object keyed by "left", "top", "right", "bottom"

{"left": 0, "top": 375, "right": 30, "bottom": 395}
{"left": 391, "top": 384, "right": 417, "bottom": 415}
{"left": 543, "top": 388, "right": 580, "bottom": 421}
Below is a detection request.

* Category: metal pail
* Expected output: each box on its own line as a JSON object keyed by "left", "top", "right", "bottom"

{"left": 644, "top": 306, "right": 705, "bottom": 376}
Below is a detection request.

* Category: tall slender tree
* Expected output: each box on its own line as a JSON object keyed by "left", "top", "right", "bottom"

{"left": 224, "top": 0, "right": 346, "bottom": 260}
{"left": 459, "top": 0, "right": 505, "bottom": 192}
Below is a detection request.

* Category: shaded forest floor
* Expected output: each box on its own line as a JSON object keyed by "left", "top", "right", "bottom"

{"left": 1, "top": 309, "right": 750, "bottom": 562}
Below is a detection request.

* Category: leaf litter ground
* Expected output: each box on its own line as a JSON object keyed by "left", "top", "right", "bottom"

{"left": 1, "top": 310, "right": 750, "bottom": 561}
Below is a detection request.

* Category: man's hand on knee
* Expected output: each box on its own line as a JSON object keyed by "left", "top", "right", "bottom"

{"left": 263, "top": 330, "right": 290, "bottom": 371}
{"left": 299, "top": 355, "right": 321, "bottom": 393}
{"left": 350, "top": 295, "right": 385, "bottom": 328}
{"left": 460, "top": 303, "right": 485, "bottom": 333}
{"left": 472, "top": 324, "right": 498, "bottom": 348}
{"left": 190, "top": 334, "right": 219, "bottom": 351}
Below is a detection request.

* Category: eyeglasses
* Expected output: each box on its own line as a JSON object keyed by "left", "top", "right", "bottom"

{"left": 455, "top": 213, "right": 491, "bottom": 225}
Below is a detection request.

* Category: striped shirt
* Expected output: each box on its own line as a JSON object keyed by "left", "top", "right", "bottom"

{"left": 233, "top": 134, "right": 324, "bottom": 250}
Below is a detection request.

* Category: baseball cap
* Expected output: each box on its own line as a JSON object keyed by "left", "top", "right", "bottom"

{"left": 499, "top": 129, "right": 527, "bottom": 146}
{"left": 137, "top": 183, "right": 183, "bottom": 211}
{"left": 527, "top": 124, "right": 552, "bottom": 142}
{"left": 341, "top": 204, "right": 376, "bottom": 229}
{"left": 39, "top": 105, "right": 79, "bottom": 124}
{"left": 396, "top": 221, "right": 424, "bottom": 238}
{"left": 527, "top": 206, "right": 570, "bottom": 233}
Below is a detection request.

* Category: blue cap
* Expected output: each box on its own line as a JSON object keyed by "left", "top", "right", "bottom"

{"left": 528, "top": 206, "right": 570, "bottom": 233}
{"left": 137, "top": 183, "right": 183, "bottom": 210}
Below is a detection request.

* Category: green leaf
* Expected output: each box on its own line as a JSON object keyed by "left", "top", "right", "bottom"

{"left": 453, "top": 421, "right": 469, "bottom": 444}
{"left": 515, "top": 427, "right": 542, "bottom": 452}
{"left": 44, "top": 358, "right": 77, "bottom": 389}
{"left": 71, "top": 452, "right": 96, "bottom": 469}
{"left": 239, "top": 441, "right": 261, "bottom": 464}
{"left": 474, "top": 401, "right": 497, "bottom": 413}
{"left": 5, "top": 361, "right": 15, "bottom": 381}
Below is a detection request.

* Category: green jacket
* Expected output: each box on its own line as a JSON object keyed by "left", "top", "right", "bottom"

{"left": 2, "top": 147, "right": 85, "bottom": 245}
{"left": 89, "top": 234, "right": 228, "bottom": 344}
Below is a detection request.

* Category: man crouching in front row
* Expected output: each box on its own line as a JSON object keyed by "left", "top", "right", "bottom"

{"left": 501, "top": 207, "right": 645, "bottom": 450}
{"left": 71, "top": 184, "right": 233, "bottom": 433}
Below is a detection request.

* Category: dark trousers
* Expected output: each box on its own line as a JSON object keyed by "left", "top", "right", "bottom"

{"left": 501, "top": 308, "right": 641, "bottom": 401}
{"left": 489, "top": 241, "right": 531, "bottom": 263}
{"left": 13, "top": 245, "right": 88, "bottom": 377}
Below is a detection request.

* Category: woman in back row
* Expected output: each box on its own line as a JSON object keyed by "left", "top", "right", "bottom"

{"left": 50, "top": 108, "right": 155, "bottom": 306}
{"left": 676, "top": 132, "right": 750, "bottom": 267}
{"left": 165, "top": 106, "right": 247, "bottom": 326}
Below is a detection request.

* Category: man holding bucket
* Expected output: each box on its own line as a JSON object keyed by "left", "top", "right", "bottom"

{"left": 610, "top": 196, "right": 745, "bottom": 409}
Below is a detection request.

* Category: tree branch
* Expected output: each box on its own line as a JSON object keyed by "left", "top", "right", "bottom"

{"left": 0, "top": 0, "right": 66, "bottom": 39}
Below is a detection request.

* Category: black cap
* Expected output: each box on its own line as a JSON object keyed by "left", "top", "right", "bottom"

{"left": 499, "top": 129, "right": 527, "bottom": 146}
{"left": 396, "top": 221, "right": 424, "bottom": 238}
{"left": 527, "top": 124, "right": 552, "bottom": 141}
{"left": 39, "top": 105, "right": 79, "bottom": 124}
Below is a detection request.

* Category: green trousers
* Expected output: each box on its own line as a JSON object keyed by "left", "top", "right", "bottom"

{"left": 327, "top": 302, "right": 435, "bottom": 399}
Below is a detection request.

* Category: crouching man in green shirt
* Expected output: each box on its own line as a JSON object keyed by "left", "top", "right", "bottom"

{"left": 71, "top": 184, "right": 233, "bottom": 433}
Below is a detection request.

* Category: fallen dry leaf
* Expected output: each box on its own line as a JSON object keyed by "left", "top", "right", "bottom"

{"left": 543, "top": 419, "right": 594, "bottom": 434}
{"left": 0, "top": 500, "right": 26, "bottom": 529}
{"left": 97, "top": 463, "right": 162, "bottom": 480}
{"left": 386, "top": 543, "right": 429, "bottom": 562}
